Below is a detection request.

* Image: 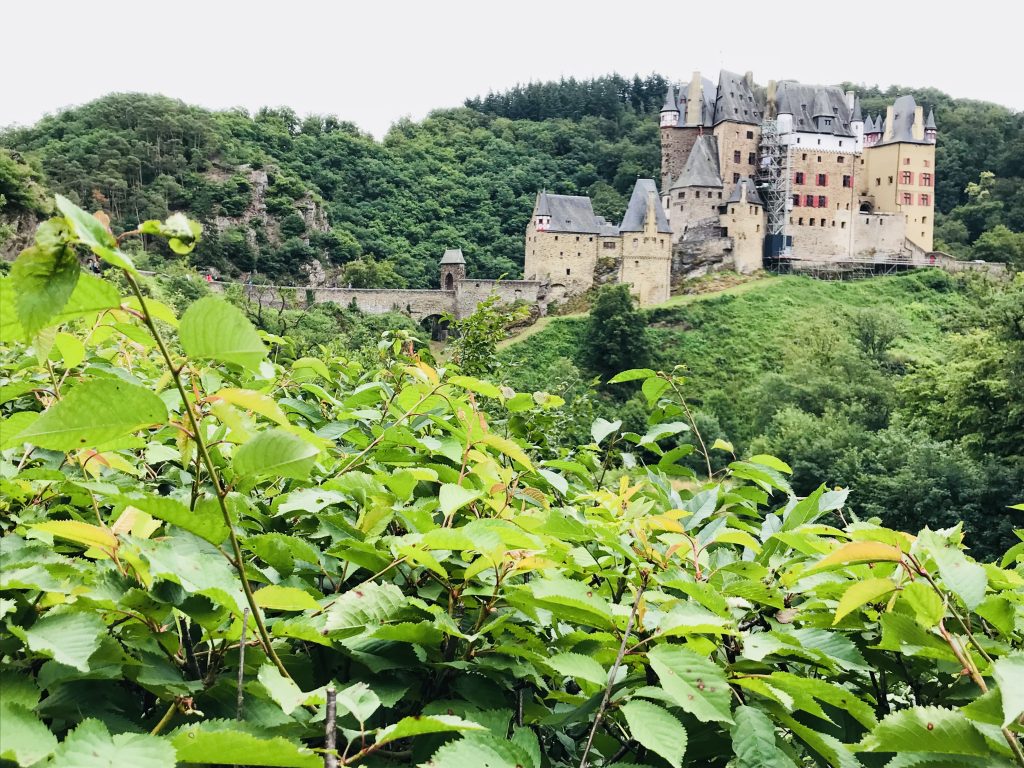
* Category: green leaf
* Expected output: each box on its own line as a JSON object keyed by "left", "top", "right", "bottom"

{"left": 118, "top": 493, "right": 229, "bottom": 546}
{"left": 178, "top": 296, "right": 267, "bottom": 371}
{"left": 233, "top": 428, "right": 319, "bottom": 480}
{"left": 425, "top": 733, "right": 534, "bottom": 768}
{"left": 547, "top": 652, "right": 607, "bottom": 686}
{"left": 55, "top": 195, "right": 116, "bottom": 248}
{"left": 711, "top": 438, "right": 735, "bottom": 453}
{"left": 254, "top": 585, "right": 320, "bottom": 612}
{"left": 447, "top": 375, "right": 501, "bottom": 399}
{"left": 812, "top": 541, "right": 904, "bottom": 571}
{"left": 992, "top": 653, "right": 1024, "bottom": 727}
{"left": 608, "top": 368, "right": 656, "bottom": 383}
{"left": 31, "top": 520, "right": 117, "bottom": 551}
{"left": 23, "top": 611, "right": 104, "bottom": 672}
{"left": 747, "top": 454, "right": 793, "bottom": 474}
{"left": 257, "top": 663, "right": 307, "bottom": 715}
{"left": 10, "top": 232, "right": 80, "bottom": 337}
{"left": 928, "top": 543, "right": 988, "bottom": 610}
{"left": 730, "top": 705, "right": 797, "bottom": 768}
{"left": 0, "top": 702, "right": 58, "bottom": 766}
{"left": 335, "top": 682, "right": 381, "bottom": 723}
{"left": 376, "top": 714, "right": 486, "bottom": 747}
{"left": 53, "top": 331, "right": 86, "bottom": 369}
{"left": 591, "top": 417, "right": 621, "bottom": 445}
{"left": 621, "top": 699, "right": 687, "bottom": 768}
{"left": 50, "top": 718, "right": 174, "bottom": 768}
{"left": 859, "top": 706, "right": 990, "bottom": 756}
{"left": 649, "top": 644, "right": 733, "bottom": 723}
{"left": 15, "top": 379, "right": 167, "bottom": 451}
{"left": 1, "top": 274, "right": 118, "bottom": 342}
{"left": 439, "top": 483, "right": 483, "bottom": 518}
{"left": 324, "top": 581, "right": 407, "bottom": 638}
{"left": 900, "top": 581, "right": 946, "bottom": 628}
{"left": 169, "top": 721, "right": 320, "bottom": 767}
{"left": 833, "top": 577, "right": 897, "bottom": 624}
{"left": 641, "top": 375, "right": 670, "bottom": 406}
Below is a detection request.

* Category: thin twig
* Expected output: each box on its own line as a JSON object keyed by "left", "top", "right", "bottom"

{"left": 150, "top": 701, "right": 177, "bottom": 735}
{"left": 324, "top": 684, "right": 339, "bottom": 768}
{"left": 237, "top": 608, "right": 249, "bottom": 720}
{"left": 578, "top": 570, "right": 650, "bottom": 768}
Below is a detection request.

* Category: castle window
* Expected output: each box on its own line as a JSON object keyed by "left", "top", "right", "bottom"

{"left": 817, "top": 173, "right": 827, "bottom": 186}
{"left": 922, "top": 216, "right": 928, "bottom": 224}
{"left": 902, "top": 192, "right": 913, "bottom": 205}
{"left": 589, "top": 236, "right": 593, "bottom": 241}
{"left": 695, "top": 190, "right": 701, "bottom": 198}
{"left": 603, "top": 241, "right": 616, "bottom": 249}
{"left": 799, "top": 217, "right": 804, "bottom": 225}
{"left": 678, "top": 191, "right": 685, "bottom": 199}
{"left": 818, "top": 195, "right": 827, "bottom": 207}
{"left": 731, "top": 207, "right": 736, "bottom": 214}
{"left": 817, "top": 139, "right": 822, "bottom": 145}
{"left": 820, "top": 219, "right": 826, "bottom": 227}
{"left": 838, "top": 156, "right": 845, "bottom": 163}
{"left": 554, "top": 235, "right": 558, "bottom": 240}
{"left": 920, "top": 193, "right": 930, "bottom": 206}
{"left": 795, "top": 171, "right": 805, "bottom": 184}
{"left": 802, "top": 153, "right": 808, "bottom": 160}
{"left": 793, "top": 194, "right": 800, "bottom": 206}
{"left": 748, "top": 152, "right": 756, "bottom": 164}
{"left": 797, "top": 138, "right": 801, "bottom": 144}
{"left": 733, "top": 150, "right": 741, "bottom": 163}
{"left": 805, "top": 195, "right": 815, "bottom": 207}
{"left": 576, "top": 236, "right": 580, "bottom": 241}
{"left": 875, "top": 177, "right": 881, "bottom": 186}
{"left": 904, "top": 157, "right": 911, "bottom": 165}
{"left": 817, "top": 156, "right": 822, "bottom": 162}
{"left": 635, "top": 261, "right": 639, "bottom": 266}
{"left": 888, "top": 176, "right": 894, "bottom": 184}
{"left": 809, "top": 218, "right": 816, "bottom": 226}
{"left": 746, "top": 130, "right": 754, "bottom": 139}
{"left": 566, "top": 268, "right": 571, "bottom": 275}
{"left": 559, "top": 251, "right": 563, "bottom": 256}
{"left": 842, "top": 175, "right": 852, "bottom": 188}
{"left": 924, "top": 159, "right": 931, "bottom": 167}
{"left": 633, "top": 238, "right": 638, "bottom": 245}
{"left": 831, "top": 220, "right": 836, "bottom": 227}
{"left": 841, "top": 221, "right": 846, "bottom": 229}
{"left": 901, "top": 171, "right": 913, "bottom": 184}
{"left": 733, "top": 173, "right": 740, "bottom": 183}
{"left": 718, "top": 192, "right": 723, "bottom": 199}
{"left": 756, "top": 224, "right": 760, "bottom": 232}
{"left": 921, "top": 173, "right": 932, "bottom": 187}
{"left": 824, "top": 118, "right": 832, "bottom": 126}
{"left": 839, "top": 141, "right": 844, "bottom": 147}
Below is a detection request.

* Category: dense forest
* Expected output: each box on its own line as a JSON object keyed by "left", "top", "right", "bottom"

{"left": 3, "top": 74, "right": 1022, "bottom": 285}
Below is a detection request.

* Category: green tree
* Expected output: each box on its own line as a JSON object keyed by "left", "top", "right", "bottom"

{"left": 339, "top": 257, "right": 407, "bottom": 288}
{"left": 972, "top": 224, "right": 1024, "bottom": 267}
{"left": 583, "top": 284, "right": 651, "bottom": 378}
{"left": 446, "top": 294, "right": 528, "bottom": 376}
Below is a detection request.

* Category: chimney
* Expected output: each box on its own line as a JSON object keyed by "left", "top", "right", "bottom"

{"left": 646, "top": 189, "right": 658, "bottom": 233}
{"left": 845, "top": 90, "right": 855, "bottom": 110}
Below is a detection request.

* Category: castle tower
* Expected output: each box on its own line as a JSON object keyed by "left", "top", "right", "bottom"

{"left": 719, "top": 178, "right": 765, "bottom": 274}
{"left": 660, "top": 83, "right": 680, "bottom": 127}
{"left": 668, "top": 134, "right": 724, "bottom": 242}
{"left": 439, "top": 248, "right": 466, "bottom": 291}
{"left": 925, "top": 108, "right": 938, "bottom": 144}
{"left": 848, "top": 93, "right": 864, "bottom": 152}
{"left": 619, "top": 179, "right": 673, "bottom": 305}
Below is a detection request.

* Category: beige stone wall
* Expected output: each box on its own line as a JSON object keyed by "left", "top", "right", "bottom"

{"left": 619, "top": 232, "right": 671, "bottom": 305}
{"left": 661, "top": 126, "right": 701, "bottom": 191}
{"left": 714, "top": 121, "right": 760, "bottom": 197}
{"left": 861, "top": 142, "right": 935, "bottom": 251}
{"left": 788, "top": 147, "right": 858, "bottom": 257}
{"left": 523, "top": 222, "right": 599, "bottom": 295}
{"left": 668, "top": 186, "right": 725, "bottom": 243}
{"left": 851, "top": 212, "right": 908, "bottom": 257}
{"left": 719, "top": 202, "right": 765, "bottom": 273}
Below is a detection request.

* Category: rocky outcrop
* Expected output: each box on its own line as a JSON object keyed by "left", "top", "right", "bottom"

{"left": 1, "top": 209, "right": 43, "bottom": 261}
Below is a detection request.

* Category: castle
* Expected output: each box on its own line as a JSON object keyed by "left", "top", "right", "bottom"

{"left": 523, "top": 70, "right": 940, "bottom": 305}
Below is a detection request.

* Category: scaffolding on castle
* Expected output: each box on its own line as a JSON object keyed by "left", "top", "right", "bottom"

{"left": 757, "top": 119, "right": 791, "bottom": 263}
{"left": 767, "top": 255, "right": 932, "bottom": 281}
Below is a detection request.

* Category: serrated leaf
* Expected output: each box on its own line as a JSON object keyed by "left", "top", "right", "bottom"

{"left": 608, "top": 368, "right": 656, "bottom": 383}
{"left": 929, "top": 543, "right": 988, "bottom": 611}
{"left": 591, "top": 417, "right": 621, "bottom": 445}
{"left": 233, "top": 428, "right": 319, "bottom": 480}
{"left": 812, "top": 541, "right": 904, "bottom": 571}
{"left": 254, "top": 585, "right": 320, "bottom": 612}
{"left": 642, "top": 376, "right": 670, "bottom": 406}
{"left": 178, "top": 296, "right": 267, "bottom": 371}
{"left": 900, "top": 581, "right": 946, "bottom": 628}
{"left": 14, "top": 379, "right": 167, "bottom": 451}
{"left": 747, "top": 454, "right": 793, "bottom": 474}
{"left": 257, "top": 663, "right": 307, "bottom": 715}
{"left": 117, "top": 493, "right": 229, "bottom": 546}
{"left": 376, "top": 714, "right": 485, "bottom": 747}
{"left": 649, "top": 644, "right": 733, "bottom": 723}
{"left": 992, "top": 653, "right": 1024, "bottom": 727}
{"left": 336, "top": 682, "right": 381, "bottom": 723}
{"left": 730, "top": 705, "right": 797, "bottom": 768}
{"left": 324, "top": 581, "right": 407, "bottom": 637}
{"left": 31, "top": 520, "right": 117, "bottom": 551}
{"left": 49, "top": 718, "right": 174, "bottom": 767}
{"left": 834, "top": 577, "right": 898, "bottom": 624}
{"left": 547, "top": 652, "right": 607, "bottom": 686}
{"left": 23, "top": 611, "right": 104, "bottom": 672}
{"left": 10, "top": 232, "right": 80, "bottom": 337}
{"left": 447, "top": 375, "right": 501, "bottom": 399}
{"left": 0, "top": 702, "right": 58, "bottom": 766}
{"left": 169, "top": 721, "right": 320, "bottom": 767}
{"left": 213, "top": 388, "right": 288, "bottom": 425}
{"left": 424, "top": 733, "right": 534, "bottom": 768}
{"left": 859, "top": 706, "right": 990, "bottom": 756}
{"left": 621, "top": 699, "right": 687, "bottom": 768}
{"left": 439, "top": 483, "right": 482, "bottom": 518}
{"left": 477, "top": 432, "right": 533, "bottom": 470}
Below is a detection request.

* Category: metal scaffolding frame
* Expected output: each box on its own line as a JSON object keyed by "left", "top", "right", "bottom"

{"left": 757, "top": 119, "right": 790, "bottom": 258}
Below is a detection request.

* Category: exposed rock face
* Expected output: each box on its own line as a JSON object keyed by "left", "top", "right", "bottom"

{"left": 1, "top": 209, "right": 43, "bottom": 261}
{"left": 671, "top": 219, "right": 735, "bottom": 284}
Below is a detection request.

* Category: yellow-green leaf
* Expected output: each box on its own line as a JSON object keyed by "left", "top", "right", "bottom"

{"left": 833, "top": 577, "right": 898, "bottom": 624}
{"left": 31, "top": 520, "right": 117, "bottom": 551}
{"left": 813, "top": 541, "right": 903, "bottom": 571}
{"left": 254, "top": 585, "right": 320, "bottom": 612}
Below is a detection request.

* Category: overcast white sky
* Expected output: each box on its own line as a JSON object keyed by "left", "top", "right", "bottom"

{"left": 3, "top": 0, "right": 1020, "bottom": 138}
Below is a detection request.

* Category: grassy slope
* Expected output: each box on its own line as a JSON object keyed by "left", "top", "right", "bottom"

{"left": 499, "top": 271, "right": 976, "bottom": 410}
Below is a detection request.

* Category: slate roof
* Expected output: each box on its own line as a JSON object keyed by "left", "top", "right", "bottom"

{"left": 877, "top": 95, "right": 928, "bottom": 145}
{"left": 534, "top": 192, "right": 604, "bottom": 234}
{"left": 671, "top": 134, "right": 722, "bottom": 189}
{"left": 864, "top": 114, "right": 877, "bottom": 133}
{"left": 619, "top": 179, "right": 673, "bottom": 234}
{"left": 774, "top": 82, "right": 854, "bottom": 136}
{"left": 925, "top": 108, "right": 937, "bottom": 130}
{"left": 726, "top": 177, "right": 764, "bottom": 206}
{"left": 713, "top": 70, "right": 763, "bottom": 125}
{"left": 440, "top": 248, "right": 465, "bottom": 265}
{"left": 661, "top": 84, "right": 678, "bottom": 113}
{"left": 852, "top": 96, "right": 863, "bottom": 122}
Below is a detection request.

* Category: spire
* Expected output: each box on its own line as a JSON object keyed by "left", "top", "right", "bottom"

{"left": 925, "top": 108, "right": 936, "bottom": 130}
{"left": 661, "top": 83, "right": 678, "bottom": 113}
{"left": 851, "top": 96, "right": 863, "bottom": 122}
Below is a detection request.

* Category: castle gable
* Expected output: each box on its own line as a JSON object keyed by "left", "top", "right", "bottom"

{"left": 620, "top": 179, "right": 673, "bottom": 234}
{"left": 671, "top": 135, "right": 722, "bottom": 189}
{"left": 877, "top": 95, "right": 929, "bottom": 145}
{"left": 713, "top": 70, "right": 763, "bottom": 126}
{"left": 534, "top": 193, "right": 603, "bottom": 234}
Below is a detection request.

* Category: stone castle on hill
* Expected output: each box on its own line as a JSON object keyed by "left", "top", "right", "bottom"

{"left": 522, "top": 69, "right": 944, "bottom": 306}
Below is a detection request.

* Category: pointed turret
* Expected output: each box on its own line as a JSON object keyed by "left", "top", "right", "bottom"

{"left": 851, "top": 96, "right": 863, "bottom": 123}
{"left": 925, "top": 108, "right": 937, "bottom": 144}
{"left": 660, "top": 83, "right": 680, "bottom": 127}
